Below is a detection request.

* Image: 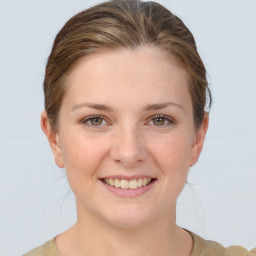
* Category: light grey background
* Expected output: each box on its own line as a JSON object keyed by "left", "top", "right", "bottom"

{"left": 0, "top": 0, "right": 255, "bottom": 255}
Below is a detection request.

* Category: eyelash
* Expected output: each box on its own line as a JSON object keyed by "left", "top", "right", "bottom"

{"left": 81, "top": 115, "right": 107, "bottom": 127}
{"left": 148, "top": 115, "right": 176, "bottom": 127}
{"left": 80, "top": 115, "right": 176, "bottom": 128}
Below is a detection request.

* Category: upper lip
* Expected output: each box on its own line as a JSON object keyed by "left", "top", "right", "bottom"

{"left": 99, "top": 175, "right": 156, "bottom": 181}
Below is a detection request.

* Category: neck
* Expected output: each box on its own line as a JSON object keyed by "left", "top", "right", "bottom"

{"left": 56, "top": 201, "right": 193, "bottom": 256}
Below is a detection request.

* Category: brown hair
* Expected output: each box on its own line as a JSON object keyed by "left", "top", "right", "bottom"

{"left": 44, "top": 0, "right": 212, "bottom": 130}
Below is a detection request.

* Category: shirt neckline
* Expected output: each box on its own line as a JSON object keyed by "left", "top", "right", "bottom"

{"left": 51, "top": 229, "right": 203, "bottom": 256}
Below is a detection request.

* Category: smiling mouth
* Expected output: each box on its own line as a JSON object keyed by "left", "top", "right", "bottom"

{"left": 100, "top": 178, "right": 157, "bottom": 190}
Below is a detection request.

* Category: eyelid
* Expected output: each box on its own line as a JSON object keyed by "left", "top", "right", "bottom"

{"left": 80, "top": 114, "right": 176, "bottom": 127}
{"left": 81, "top": 115, "right": 108, "bottom": 126}
{"left": 146, "top": 114, "right": 176, "bottom": 127}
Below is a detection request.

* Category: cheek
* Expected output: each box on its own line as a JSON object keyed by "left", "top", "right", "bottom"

{"left": 60, "top": 133, "right": 108, "bottom": 180}
{"left": 146, "top": 133, "right": 194, "bottom": 211}
{"left": 149, "top": 132, "right": 193, "bottom": 173}
{"left": 60, "top": 133, "right": 110, "bottom": 202}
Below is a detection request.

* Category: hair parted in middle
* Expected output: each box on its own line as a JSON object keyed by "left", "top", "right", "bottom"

{"left": 44, "top": 0, "right": 212, "bottom": 130}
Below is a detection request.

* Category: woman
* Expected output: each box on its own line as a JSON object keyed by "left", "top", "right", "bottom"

{"left": 25, "top": 0, "right": 255, "bottom": 255}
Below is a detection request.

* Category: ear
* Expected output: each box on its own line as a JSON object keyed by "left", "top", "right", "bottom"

{"left": 41, "top": 111, "right": 64, "bottom": 168}
{"left": 190, "top": 113, "right": 209, "bottom": 167}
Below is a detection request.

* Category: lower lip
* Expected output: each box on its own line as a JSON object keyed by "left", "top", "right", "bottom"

{"left": 100, "top": 179, "right": 157, "bottom": 197}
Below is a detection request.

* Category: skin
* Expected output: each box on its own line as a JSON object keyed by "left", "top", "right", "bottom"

{"left": 41, "top": 46, "right": 208, "bottom": 256}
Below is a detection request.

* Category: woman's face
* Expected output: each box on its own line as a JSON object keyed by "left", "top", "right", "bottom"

{"left": 42, "top": 46, "right": 208, "bottom": 228}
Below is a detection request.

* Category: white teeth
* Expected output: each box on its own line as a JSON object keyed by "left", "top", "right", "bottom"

{"left": 128, "top": 179, "right": 137, "bottom": 189}
{"left": 137, "top": 178, "right": 143, "bottom": 187}
{"left": 104, "top": 178, "right": 152, "bottom": 189}
{"left": 120, "top": 179, "right": 129, "bottom": 189}
{"left": 114, "top": 179, "right": 120, "bottom": 188}
{"left": 109, "top": 179, "right": 114, "bottom": 186}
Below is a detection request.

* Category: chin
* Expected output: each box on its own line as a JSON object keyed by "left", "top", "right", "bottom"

{"left": 102, "top": 205, "right": 154, "bottom": 230}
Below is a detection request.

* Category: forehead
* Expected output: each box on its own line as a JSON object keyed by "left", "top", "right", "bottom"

{"left": 65, "top": 46, "right": 189, "bottom": 84}
{"left": 62, "top": 46, "right": 191, "bottom": 108}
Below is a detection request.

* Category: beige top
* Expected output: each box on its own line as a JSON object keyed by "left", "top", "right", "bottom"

{"left": 24, "top": 230, "right": 256, "bottom": 256}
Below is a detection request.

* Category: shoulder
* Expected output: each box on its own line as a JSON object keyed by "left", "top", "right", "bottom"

{"left": 187, "top": 230, "right": 256, "bottom": 256}
{"left": 23, "top": 238, "right": 60, "bottom": 256}
{"left": 203, "top": 240, "right": 255, "bottom": 256}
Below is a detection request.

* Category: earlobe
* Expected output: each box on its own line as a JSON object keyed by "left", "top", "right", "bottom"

{"left": 40, "top": 111, "right": 64, "bottom": 168}
{"left": 190, "top": 113, "right": 209, "bottom": 166}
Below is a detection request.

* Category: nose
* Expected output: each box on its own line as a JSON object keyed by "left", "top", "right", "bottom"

{"left": 110, "top": 125, "right": 148, "bottom": 168}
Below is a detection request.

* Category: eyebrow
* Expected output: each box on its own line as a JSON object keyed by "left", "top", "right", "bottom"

{"left": 71, "top": 102, "right": 184, "bottom": 112}
{"left": 143, "top": 102, "right": 184, "bottom": 112}
{"left": 72, "top": 103, "right": 114, "bottom": 112}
